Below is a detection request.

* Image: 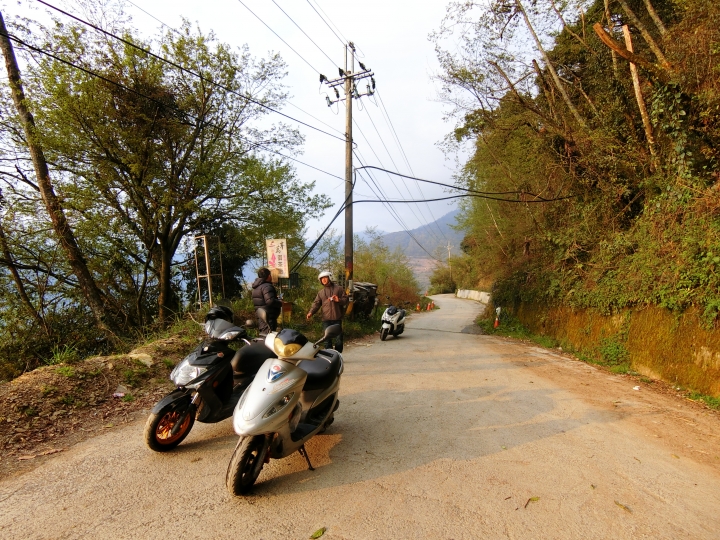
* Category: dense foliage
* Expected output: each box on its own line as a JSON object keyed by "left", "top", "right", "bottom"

{"left": 0, "top": 4, "right": 329, "bottom": 379}
{"left": 431, "top": 0, "right": 720, "bottom": 324}
{"left": 302, "top": 227, "right": 421, "bottom": 308}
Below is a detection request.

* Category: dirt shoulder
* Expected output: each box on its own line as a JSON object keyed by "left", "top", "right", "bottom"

{"left": 494, "top": 336, "right": 720, "bottom": 471}
{"left": 0, "top": 335, "right": 192, "bottom": 479}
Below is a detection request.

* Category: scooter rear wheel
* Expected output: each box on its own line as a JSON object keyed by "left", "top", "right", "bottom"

{"left": 226, "top": 435, "right": 269, "bottom": 496}
{"left": 380, "top": 327, "right": 389, "bottom": 341}
{"left": 144, "top": 403, "right": 195, "bottom": 452}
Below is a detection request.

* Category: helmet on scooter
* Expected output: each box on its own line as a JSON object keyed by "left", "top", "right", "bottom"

{"left": 203, "top": 306, "right": 237, "bottom": 338}
{"left": 205, "top": 305, "right": 234, "bottom": 323}
{"left": 318, "top": 270, "right": 333, "bottom": 283}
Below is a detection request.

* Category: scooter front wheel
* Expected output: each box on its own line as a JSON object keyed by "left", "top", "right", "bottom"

{"left": 226, "top": 435, "right": 270, "bottom": 496}
{"left": 380, "top": 327, "right": 389, "bottom": 341}
{"left": 144, "top": 403, "right": 195, "bottom": 452}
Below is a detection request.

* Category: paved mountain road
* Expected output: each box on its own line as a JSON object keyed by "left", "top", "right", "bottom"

{"left": 1, "top": 294, "right": 719, "bottom": 539}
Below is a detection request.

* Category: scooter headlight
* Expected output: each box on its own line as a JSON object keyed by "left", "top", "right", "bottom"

{"left": 262, "top": 392, "right": 294, "bottom": 419}
{"left": 170, "top": 357, "right": 207, "bottom": 386}
{"left": 274, "top": 339, "right": 301, "bottom": 357}
{"left": 272, "top": 329, "right": 308, "bottom": 357}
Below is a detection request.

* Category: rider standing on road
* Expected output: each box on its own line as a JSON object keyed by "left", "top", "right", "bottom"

{"left": 306, "top": 271, "right": 348, "bottom": 352}
{"left": 251, "top": 267, "right": 282, "bottom": 335}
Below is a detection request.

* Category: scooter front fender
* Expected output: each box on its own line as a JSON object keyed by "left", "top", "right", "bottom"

{"left": 381, "top": 321, "right": 393, "bottom": 331}
{"left": 151, "top": 389, "right": 192, "bottom": 414}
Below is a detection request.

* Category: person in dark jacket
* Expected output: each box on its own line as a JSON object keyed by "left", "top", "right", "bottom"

{"left": 306, "top": 271, "right": 348, "bottom": 352}
{"left": 251, "top": 267, "right": 282, "bottom": 335}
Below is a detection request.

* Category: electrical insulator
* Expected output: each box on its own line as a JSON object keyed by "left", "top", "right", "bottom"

{"left": 371, "top": 77, "right": 376, "bottom": 90}
{"left": 334, "top": 88, "right": 340, "bottom": 99}
{"left": 326, "top": 96, "right": 332, "bottom": 107}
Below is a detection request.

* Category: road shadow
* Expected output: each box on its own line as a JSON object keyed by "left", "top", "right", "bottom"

{"left": 241, "top": 384, "right": 613, "bottom": 498}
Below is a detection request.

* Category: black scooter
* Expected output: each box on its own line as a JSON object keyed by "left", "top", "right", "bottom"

{"left": 144, "top": 306, "right": 277, "bottom": 452}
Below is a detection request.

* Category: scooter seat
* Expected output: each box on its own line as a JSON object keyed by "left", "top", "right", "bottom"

{"left": 298, "top": 350, "right": 342, "bottom": 392}
{"left": 231, "top": 342, "right": 276, "bottom": 375}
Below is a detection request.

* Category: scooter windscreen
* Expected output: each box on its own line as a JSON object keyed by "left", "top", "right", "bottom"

{"left": 272, "top": 328, "right": 308, "bottom": 357}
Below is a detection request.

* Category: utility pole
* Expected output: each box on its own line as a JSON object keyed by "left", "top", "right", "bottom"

{"left": 320, "top": 43, "right": 375, "bottom": 313}
{"left": 446, "top": 242, "right": 454, "bottom": 282}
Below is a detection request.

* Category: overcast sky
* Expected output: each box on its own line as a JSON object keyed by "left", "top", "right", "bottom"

{"left": 8, "top": 0, "right": 465, "bottom": 246}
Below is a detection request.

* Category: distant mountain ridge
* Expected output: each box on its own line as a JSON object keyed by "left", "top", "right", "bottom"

{"left": 380, "top": 208, "right": 463, "bottom": 259}
{"left": 378, "top": 208, "right": 464, "bottom": 289}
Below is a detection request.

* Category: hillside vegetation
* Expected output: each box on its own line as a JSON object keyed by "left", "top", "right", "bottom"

{"left": 432, "top": 0, "right": 720, "bottom": 326}
{"left": 0, "top": 4, "right": 332, "bottom": 379}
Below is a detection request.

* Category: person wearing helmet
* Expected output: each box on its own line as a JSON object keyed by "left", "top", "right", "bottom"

{"left": 251, "top": 267, "right": 282, "bottom": 335}
{"left": 306, "top": 271, "right": 348, "bottom": 352}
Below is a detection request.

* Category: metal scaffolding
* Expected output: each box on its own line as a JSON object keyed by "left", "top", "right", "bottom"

{"left": 194, "top": 235, "right": 225, "bottom": 308}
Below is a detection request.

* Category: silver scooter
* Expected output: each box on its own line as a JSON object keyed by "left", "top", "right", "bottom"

{"left": 226, "top": 325, "right": 343, "bottom": 495}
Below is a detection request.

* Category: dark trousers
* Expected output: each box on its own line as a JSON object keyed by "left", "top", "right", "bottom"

{"left": 257, "top": 310, "right": 278, "bottom": 336}
{"left": 322, "top": 320, "right": 343, "bottom": 353}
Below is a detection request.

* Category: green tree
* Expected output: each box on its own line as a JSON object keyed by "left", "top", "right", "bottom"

{"left": 6, "top": 13, "right": 328, "bottom": 325}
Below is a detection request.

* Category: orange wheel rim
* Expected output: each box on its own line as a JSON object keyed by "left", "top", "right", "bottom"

{"left": 155, "top": 411, "right": 190, "bottom": 445}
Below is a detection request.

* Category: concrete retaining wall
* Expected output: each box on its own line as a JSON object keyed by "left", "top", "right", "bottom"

{"left": 456, "top": 289, "right": 491, "bottom": 304}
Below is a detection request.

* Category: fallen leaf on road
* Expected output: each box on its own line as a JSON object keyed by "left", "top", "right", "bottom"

{"left": 672, "top": 454, "right": 680, "bottom": 459}
{"left": 524, "top": 496, "right": 540, "bottom": 508}
{"left": 614, "top": 500, "right": 632, "bottom": 513}
{"left": 309, "top": 527, "right": 326, "bottom": 539}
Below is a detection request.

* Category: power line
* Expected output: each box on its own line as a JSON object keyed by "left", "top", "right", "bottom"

{"left": 359, "top": 105, "right": 446, "bottom": 246}
{"left": 357, "top": 166, "right": 574, "bottom": 201}
{"left": 235, "top": 0, "right": 324, "bottom": 75}
{"left": 119, "top": 0, "right": 344, "bottom": 138}
{"left": 304, "top": 0, "right": 346, "bottom": 47}
{"left": 0, "top": 29, "right": 344, "bottom": 182}
{"left": 374, "top": 88, "right": 449, "bottom": 243}
{"left": 354, "top": 112, "right": 446, "bottom": 247}
{"left": 353, "top": 152, "right": 441, "bottom": 261}
{"left": 270, "top": 0, "right": 337, "bottom": 69}
{"left": 35, "top": 0, "right": 345, "bottom": 143}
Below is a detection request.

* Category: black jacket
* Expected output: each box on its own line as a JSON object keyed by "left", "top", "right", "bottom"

{"left": 251, "top": 278, "right": 282, "bottom": 315}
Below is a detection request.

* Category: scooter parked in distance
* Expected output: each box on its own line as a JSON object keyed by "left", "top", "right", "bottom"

{"left": 144, "top": 306, "right": 276, "bottom": 452}
{"left": 226, "top": 324, "right": 343, "bottom": 496}
{"left": 380, "top": 297, "right": 407, "bottom": 341}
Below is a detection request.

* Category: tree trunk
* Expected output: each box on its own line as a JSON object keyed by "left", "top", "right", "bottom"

{"left": 642, "top": 0, "right": 667, "bottom": 36}
{"left": 515, "top": 0, "right": 587, "bottom": 129}
{"left": 0, "top": 12, "right": 117, "bottom": 336}
{"left": 622, "top": 25, "right": 657, "bottom": 159}
{"left": 616, "top": 0, "right": 670, "bottom": 69}
{"left": 157, "top": 242, "right": 176, "bottom": 324}
{"left": 604, "top": 0, "right": 619, "bottom": 78}
{"left": 0, "top": 219, "right": 49, "bottom": 335}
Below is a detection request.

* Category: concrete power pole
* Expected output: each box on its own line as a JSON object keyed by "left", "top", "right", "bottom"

{"left": 344, "top": 45, "right": 353, "bottom": 305}
{"left": 447, "top": 242, "right": 454, "bottom": 282}
{"left": 320, "top": 43, "right": 375, "bottom": 313}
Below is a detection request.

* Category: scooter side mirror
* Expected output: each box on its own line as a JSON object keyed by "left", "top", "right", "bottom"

{"left": 314, "top": 324, "right": 341, "bottom": 346}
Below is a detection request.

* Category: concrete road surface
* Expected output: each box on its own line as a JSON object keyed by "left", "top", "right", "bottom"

{"left": 1, "top": 294, "right": 719, "bottom": 539}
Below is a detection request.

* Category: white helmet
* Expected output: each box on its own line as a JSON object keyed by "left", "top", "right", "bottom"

{"left": 318, "top": 270, "right": 333, "bottom": 282}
